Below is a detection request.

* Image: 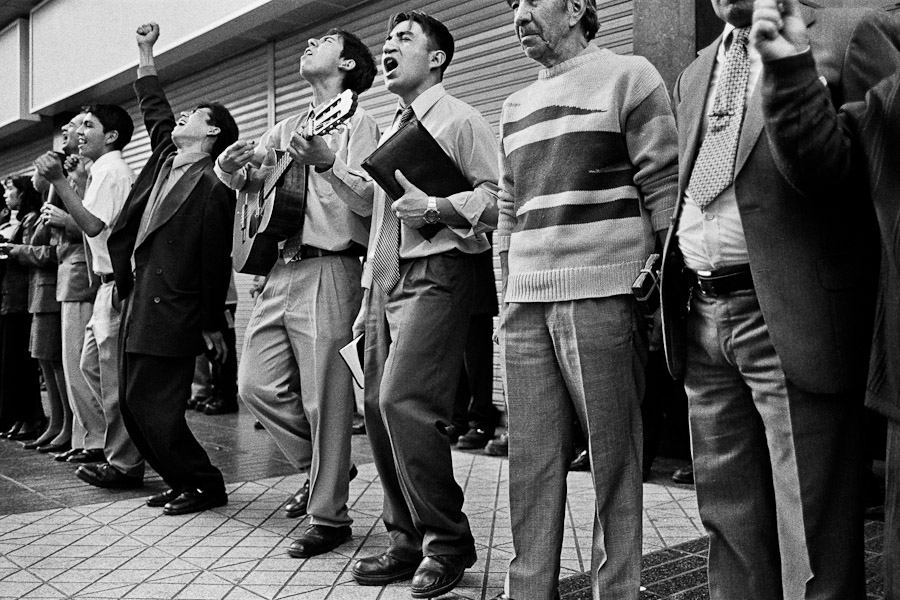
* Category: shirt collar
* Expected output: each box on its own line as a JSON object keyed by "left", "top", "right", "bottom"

{"left": 91, "top": 150, "right": 124, "bottom": 170}
{"left": 396, "top": 82, "right": 446, "bottom": 123}
{"left": 171, "top": 151, "right": 208, "bottom": 171}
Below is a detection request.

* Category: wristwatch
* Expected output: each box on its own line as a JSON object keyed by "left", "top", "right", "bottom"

{"left": 423, "top": 196, "right": 441, "bottom": 224}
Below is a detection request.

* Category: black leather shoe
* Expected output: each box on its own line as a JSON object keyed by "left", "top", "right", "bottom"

{"left": 671, "top": 465, "right": 694, "bottom": 485}
{"left": 456, "top": 428, "right": 493, "bottom": 450}
{"left": 1, "top": 423, "right": 22, "bottom": 438}
{"left": 163, "top": 489, "right": 227, "bottom": 516}
{"left": 411, "top": 553, "right": 477, "bottom": 598}
{"left": 203, "top": 399, "right": 238, "bottom": 415}
{"left": 569, "top": 449, "right": 590, "bottom": 471}
{"left": 76, "top": 464, "right": 143, "bottom": 489}
{"left": 287, "top": 524, "right": 352, "bottom": 558}
{"left": 38, "top": 441, "right": 71, "bottom": 454}
{"left": 445, "top": 424, "right": 467, "bottom": 445}
{"left": 484, "top": 432, "right": 508, "bottom": 457}
{"left": 9, "top": 427, "right": 41, "bottom": 441}
{"left": 68, "top": 448, "right": 106, "bottom": 463}
{"left": 54, "top": 447, "right": 83, "bottom": 462}
{"left": 284, "top": 464, "right": 359, "bottom": 518}
{"left": 352, "top": 552, "right": 421, "bottom": 586}
{"left": 186, "top": 396, "right": 205, "bottom": 410}
{"left": 146, "top": 488, "right": 181, "bottom": 508}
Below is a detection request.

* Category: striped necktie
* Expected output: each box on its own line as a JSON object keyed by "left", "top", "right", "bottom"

{"left": 686, "top": 27, "right": 751, "bottom": 208}
{"left": 371, "top": 106, "right": 415, "bottom": 293}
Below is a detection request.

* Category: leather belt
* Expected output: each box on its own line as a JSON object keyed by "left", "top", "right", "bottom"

{"left": 96, "top": 273, "right": 115, "bottom": 284}
{"left": 688, "top": 264, "right": 753, "bottom": 297}
{"left": 284, "top": 243, "right": 366, "bottom": 260}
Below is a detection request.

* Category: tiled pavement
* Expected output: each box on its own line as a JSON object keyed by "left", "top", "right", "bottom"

{"left": 0, "top": 408, "right": 887, "bottom": 599}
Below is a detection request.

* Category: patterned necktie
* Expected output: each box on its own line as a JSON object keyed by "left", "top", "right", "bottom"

{"left": 371, "top": 106, "right": 415, "bottom": 293}
{"left": 686, "top": 27, "right": 751, "bottom": 208}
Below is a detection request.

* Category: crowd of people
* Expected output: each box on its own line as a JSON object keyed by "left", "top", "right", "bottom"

{"left": 0, "top": 0, "right": 898, "bottom": 598}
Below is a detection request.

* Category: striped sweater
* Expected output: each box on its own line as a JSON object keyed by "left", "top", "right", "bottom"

{"left": 497, "top": 44, "right": 678, "bottom": 303}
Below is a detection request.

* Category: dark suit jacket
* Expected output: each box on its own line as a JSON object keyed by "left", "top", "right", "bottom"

{"left": 762, "top": 28, "right": 900, "bottom": 419}
{"left": 1, "top": 212, "right": 38, "bottom": 315}
{"left": 108, "top": 75, "right": 233, "bottom": 358}
{"left": 660, "top": 6, "right": 898, "bottom": 395}
{"left": 14, "top": 220, "right": 60, "bottom": 314}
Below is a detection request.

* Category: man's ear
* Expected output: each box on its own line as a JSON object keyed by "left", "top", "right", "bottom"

{"left": 338, "top": 58, "right": 356, "bottom": 73}
{"left": 104, "top": 129, "right": 119, "bottom": 147}
{"left": 429, "top": 49, "right": 446, "bottom": 72}
{"left": 206, "top": 126, "right": 221, "bottom": 137}
{"left": 568, "top": 0, "right": 587, "bottom": 28}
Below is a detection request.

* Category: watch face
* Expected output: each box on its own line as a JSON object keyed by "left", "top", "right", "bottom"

{"left": 424, "top": 208, "right": 440, "bottom": 224}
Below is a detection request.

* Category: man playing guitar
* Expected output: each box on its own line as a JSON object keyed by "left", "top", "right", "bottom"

{"left": 215, "top": 28, "right": 378, "bottom": 558}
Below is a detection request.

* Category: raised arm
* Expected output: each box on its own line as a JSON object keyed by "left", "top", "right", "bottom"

{"left": 134, "top": 22, "right": 177, "bottom": 151}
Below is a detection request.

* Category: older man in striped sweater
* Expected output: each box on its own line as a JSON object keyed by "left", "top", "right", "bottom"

{"left": 493, "top": 1, "right": 678, "bottom": 599}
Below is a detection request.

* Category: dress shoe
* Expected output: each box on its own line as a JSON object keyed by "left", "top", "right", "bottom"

{"left": 186, "top": 396, "right": 205, "bottom": 410}
{"left": 22, "top": 439, "right": 44, "bottom": 450}
{"left": 163, "top": 489, "right": 227, "bottom": 516}
{"left": 287, "top": 524, "right": 352, "bottom": 558}
{"left": 203, "top": 399, "right": 238, "bottom": 415}
{"left": 671, "top": 465, "right": 694, "bottom": 485}
{"left": 410, "top": 552, "right": 477, "bottom": 598}
{"left": 569, "top": 449, "right": 590, "bottom": 471}
{"left": 352, "top": 552, "right": 421, "bottom": 585}
{"left": 284, "top": 464, "right": 358, "bottom": 518}
{"left": 76, "top": 464, "right": 143, "bottom": 489}
{"left": 351, "top": 412, "right": 366, "bottom": 435}
{"left": 490, "top": 592, "right": 560, "bottom": 600}
{"left": 67, "top": 448, "right": 106, "bottom": 463}
{"left": 484, "top": 432, "right": 509, "bottom": 457}
{"left": 1, "top": 423, "right": 22, "bottom": 438}
{"left": 9, "top": 424, "right": 43, "bottom": 441}
{"left": 456, "top": 428, "right": 493, "bottom": 450}
{"left": 54, "top": 447, "right": 83, "bottom": 462}
{"left": 445, "top": 424, "right": 468, "bottom": 445}
{"left": 146, "top": 488, "right": 181, "bottom": 507}
{"left": 38, "top": 441, "right": 72, "bottom": 454}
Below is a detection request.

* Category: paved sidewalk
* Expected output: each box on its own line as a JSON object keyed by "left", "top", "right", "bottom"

{"left": 0, "top": 451, "right": 705, "bottom": 599}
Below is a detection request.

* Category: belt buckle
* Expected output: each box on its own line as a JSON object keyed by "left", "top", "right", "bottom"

{"left": 695, "top": 270, "right": 716, "bottom": 297}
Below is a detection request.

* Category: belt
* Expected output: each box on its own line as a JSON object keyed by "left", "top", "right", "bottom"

{"left": 284, "top": 243, "right": 366, "bottom": 261}
{"left": 688, "top": 264, "right": 753, "bottom": 297}
{"left": 96, "top": 273, "right": 115, "bottom": 284}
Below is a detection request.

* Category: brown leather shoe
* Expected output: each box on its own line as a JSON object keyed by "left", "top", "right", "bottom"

{"left": 287, "top": 524, "right": 352, "bottom": 558}
{"left": 410, "top": 552, "right": 477, "bottom": 598}
{"left": 76, "top": 464, "right": 143, "bottom": 489}
{"left": 352, "top": 552, "right": 420, "bottom": 586}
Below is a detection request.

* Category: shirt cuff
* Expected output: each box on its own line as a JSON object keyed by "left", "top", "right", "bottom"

{"left": 214, "top": 159, "right": 243, "bottom": 190}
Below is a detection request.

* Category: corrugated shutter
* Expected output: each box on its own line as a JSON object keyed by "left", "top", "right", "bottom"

{"left": 0, "top": 130, "right": 55, "bottom": 179}
{"left": 270, "top": 0, "right": 634, "bottom": 411}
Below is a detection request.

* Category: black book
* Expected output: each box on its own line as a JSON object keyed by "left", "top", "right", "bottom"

{"left": 362, "top": 120, "right": 472, "bottom": 240}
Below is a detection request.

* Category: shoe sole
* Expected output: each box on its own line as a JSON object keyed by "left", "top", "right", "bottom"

{"left": 409, "top": 555, "right": 476, "bottom": 599}
{"left": 352, "top": 566, "right": 418, "bottom": 586}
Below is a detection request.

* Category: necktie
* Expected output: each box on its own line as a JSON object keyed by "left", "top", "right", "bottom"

{"left": 371, "top": 106, "right": 415, "bottom": 293}
{"left": 686, "top": 27, "right": 751, "bottom": 208}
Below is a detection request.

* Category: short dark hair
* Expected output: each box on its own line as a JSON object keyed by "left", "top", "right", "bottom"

{"left": 328, "top": 28, "right": 376, "bottom": 94}
{"left": 82, "top": 103, "right": 134, "bottom": 151}
{"left": 196, "top": 102, "right": 239, "bottom": 160}
{"left": 388, "top": 11, "right": 455, "bottom": 77}
{"left": 8, "top": 175, "right": 42, "bottom": 216}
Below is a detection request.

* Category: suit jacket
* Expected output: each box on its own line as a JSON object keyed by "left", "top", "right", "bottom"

{"left": 660, "top": 6, "right": 897, "bottom": 395}
{"left": 1, "top": 212, "right": 38, "bottom": 315}
{"left": 108, "top": 75, "right": 233, "bottom": 358}
{"left": 14, "top": 219, "right": 60, "bottom": 314}
{"left": 761, "top": 24, "right": 900, "bottom": 419}
{"left": 52, "top": 188, "right": 98, "bottom": 303}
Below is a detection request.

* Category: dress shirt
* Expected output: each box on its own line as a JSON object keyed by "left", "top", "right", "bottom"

{"left": 215, "top": 105, "right": 379, "bottom": 254}
{"left": 362, "top": 83, "right": 499, "bottom": 289}
{"left": 678, "top": 24, "right": 761, "bottom": 271}
{"left": 82, "top": 150, "right": 135, "bottom": 275}
{"left": 136, "top": 151, "right": 208, "bottom": 249}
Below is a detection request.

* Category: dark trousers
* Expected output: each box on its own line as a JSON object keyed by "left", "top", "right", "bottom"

{"left": 120, "top": 352, "right": 224, "bottom": 493}
{"left": 212, "top": 304, "right": 238, "bottom": 407}
{"left": 364, "top": 252, "right": 475, "bottom": 559}
{"left": 451, "top": 312, "right": 499, "bottom": 432}
{"left": 0, "top": 312, "right": 41, "bottom": 429}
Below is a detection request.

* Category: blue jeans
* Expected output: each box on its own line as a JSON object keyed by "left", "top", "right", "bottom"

{"left": 501, "top": 295, "right": 645, "bottom": 600}
{"left": 684, "top": 289, "right": 865, "bottom": 600}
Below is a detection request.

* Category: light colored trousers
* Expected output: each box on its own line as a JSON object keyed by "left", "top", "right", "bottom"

{"left": 61, "top": 300, "right": 98, "bottom": 450}
{"left": 80, "top": 282, "right": 143, "bottom": 478}
{"left": 239, "top": 256, "right": 360, "bottom": 528}
{"left": 501, "top": 295, "right": 646, "bottom": 600}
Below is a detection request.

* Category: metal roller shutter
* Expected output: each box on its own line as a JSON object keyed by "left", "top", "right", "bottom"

{"left": 270, "top": 0, "right": 634, "bottom": 410}
{"left": 0, "top": 131, "right": 55, "bottom": 179}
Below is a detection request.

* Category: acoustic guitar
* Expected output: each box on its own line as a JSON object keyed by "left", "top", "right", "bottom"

{"left": 233, "top": 89, "right": 358, "bottom": 274}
